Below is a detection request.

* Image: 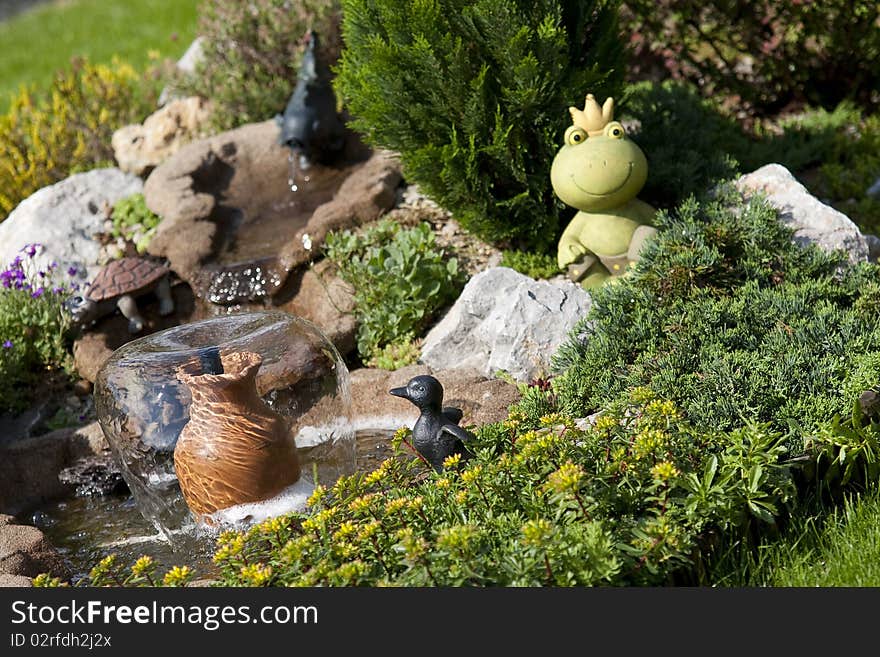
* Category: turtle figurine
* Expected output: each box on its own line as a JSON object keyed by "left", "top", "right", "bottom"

{"left": 69, "top": 256, "right": 174, "bottom": 334}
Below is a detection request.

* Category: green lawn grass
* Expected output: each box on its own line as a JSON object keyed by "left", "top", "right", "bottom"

{"left": 0, "top": 0, "right": 200, "bottom": 111}
{"left": 711, "top": 489, "right": 880, "bottom": 587}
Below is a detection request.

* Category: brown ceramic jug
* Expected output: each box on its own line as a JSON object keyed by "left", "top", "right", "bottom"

{"left": 173, "top": 350, "right": 302, "bottom": 521}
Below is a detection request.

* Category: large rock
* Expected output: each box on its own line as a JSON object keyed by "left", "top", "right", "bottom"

{"left": 349, "top": 365, "right": 520, "bottom": 431}
{"left": 0, "top": 515, "right": 69, "bottom": 580}
{"left": 0, "top": 169, "right": 143, "bottom": 283}
{"left": 112, "top": 97, "right": 211, "bottom": 177}
{"left": 144, "top": 120, "right": 401, "bottom": 305}
{"left": 420, "top": 267, "right": 592, "bottom": 383}
{"left": 176, "top": 36, "right": 206, "bottom": 76}
{"left": 736, "top": 164, "right": 868, "bottom": 263}
{"left": 0, "top": 422, "right": 109, "bottom": 515}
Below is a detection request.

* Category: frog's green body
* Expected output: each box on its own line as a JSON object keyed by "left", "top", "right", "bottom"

{"left": 551, "top": 94, "right": 657, "bottom": 288}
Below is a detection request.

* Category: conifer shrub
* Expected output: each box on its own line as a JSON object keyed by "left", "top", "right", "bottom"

{"left": 170, "top": 0, "right": 342, "bottom": 133}
{"left": 620, "top": 81, "right": 745, "bottom": 210}
{"left": 76, "top": 192, "right": 880, "bottom": 588}
{"left": 0, "top": 57, "right": 158, "bottom": 217}
{"left": 551, "top": 187, "right": 880, "bottom": 438}
{"left": 335, "top": 0, "right": 625, "bottom": 251}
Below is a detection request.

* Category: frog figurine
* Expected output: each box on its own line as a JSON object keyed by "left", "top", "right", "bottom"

{"left": 551, "top": 93, "right": 657, "bottom": 288}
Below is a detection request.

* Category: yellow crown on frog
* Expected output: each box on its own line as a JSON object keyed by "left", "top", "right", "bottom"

{"left": 569, "top": 94, "right": 614, "bottom": 137}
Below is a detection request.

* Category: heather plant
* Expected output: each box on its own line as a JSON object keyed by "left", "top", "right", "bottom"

{"left": 335, "top": 0, "right": 625, "bottom": 250}
{"left": 551, "top": 187, "right": 880, "bottom": 439}
{"left": 323, "top": 220, "right": 464, "bottom": 363}
{"left": 622, "top": 0, "right": 880, "bottom": 116}
{"left": 110, "top": 193, "right": 161, "bottom": 254}
{"left": 170, "top": 0, "right": 342, "bottom": 132}
{"left": 0, "top": 244, "right": 77, "bottom": 412}
{"left": 0, "top": 57, "right": 159, "bottom": 217}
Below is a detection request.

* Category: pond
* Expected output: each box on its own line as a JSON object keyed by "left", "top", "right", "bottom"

{"left": 19, "top": 429, "right": 399, "bottom": 584}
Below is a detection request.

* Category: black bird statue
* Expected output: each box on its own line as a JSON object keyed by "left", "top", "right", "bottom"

{"left": 389, "top": 375, "right": 474, "bottom": 472}
{"left": 274, "top": 30, "right": 346, "bottom": 168}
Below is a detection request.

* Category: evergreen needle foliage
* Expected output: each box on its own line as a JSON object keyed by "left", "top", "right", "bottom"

{"left": 551, "top": 186, "right": 880, "bottom": 438}
{"left": 335, "top": 0, "right": 625, "bottom": 250}
{"left": 621, "top": 81, "right": 744, "bottom": 210}
{"left": 620, "top": 81, "right": 880, "bottom": 233}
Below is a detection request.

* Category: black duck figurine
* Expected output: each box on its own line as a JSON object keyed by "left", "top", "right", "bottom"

{"left": 389, "top": 375, "right": 474, "bottom": 472}
{"left": 274, "top": 30, "right": 346, "bottom": 168}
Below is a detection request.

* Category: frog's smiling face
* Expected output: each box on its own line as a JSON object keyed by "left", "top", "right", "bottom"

{"left": 551, "top": 120, "right": 648, "bottom": 212}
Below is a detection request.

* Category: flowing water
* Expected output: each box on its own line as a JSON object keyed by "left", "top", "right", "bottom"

{"left": 19, "top": 429, "right": 398, "bottom": 583}
{"left": 203, "top": 150, "right": 358, "bottom": 306}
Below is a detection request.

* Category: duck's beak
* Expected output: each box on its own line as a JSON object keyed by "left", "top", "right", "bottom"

{"left": 389, "top": 386, "right": 409, "bottom": 400}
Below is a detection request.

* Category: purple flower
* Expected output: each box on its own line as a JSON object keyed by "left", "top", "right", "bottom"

{"left": 67, "top": 266, "right": 78, "bottom": 277}
{"left": 52, "top": 286, "right": 64, "bottom": 295}
{"left": 1, "top": 268, "right": 25, "bottom": 288}
{"left": 38, "top": 270, "right": 46, "bottom": 278}
{"left": 49, "top": 261, "right": 58, "bottom": 270}
{"left": 2, "top": 340, "right": 12, "bottom": 349}
{"left": 22, "top": 244, "right": 40, "bottom": 257}
{"left": 11, "top": 255, "right": 22, "bottom": 268}
{"left": 30, "top": 286, "right": 43, "bottom": 298}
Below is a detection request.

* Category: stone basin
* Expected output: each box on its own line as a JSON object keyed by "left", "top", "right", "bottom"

{"left": 143, "top": 120, "right": 401, "bottom": 307}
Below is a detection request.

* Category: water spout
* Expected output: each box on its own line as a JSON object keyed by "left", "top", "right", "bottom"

{"left": 274, "top": 30, "right": 346, "bottom": 169}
